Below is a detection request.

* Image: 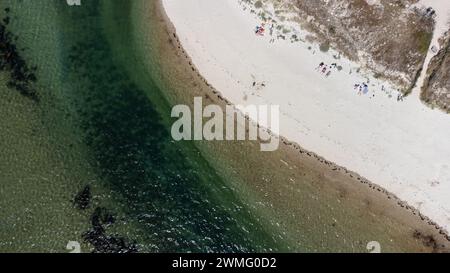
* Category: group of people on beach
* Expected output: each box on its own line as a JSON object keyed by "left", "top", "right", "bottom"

{"left": 315, "top": 62, "right": 338, "bottom": 78}
{"left": 354, "top": 82, "right": 407, "bottom": 102}
{"left": 252, "top": 19, "right": 409, "bottom": 103}
{"left": 315, "top": 61, "right": 408, "bottom": 102}
{"left": 255, "top": 22, "right": 279, "bottom": 44}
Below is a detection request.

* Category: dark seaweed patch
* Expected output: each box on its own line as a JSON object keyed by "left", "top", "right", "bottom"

{"left": 73, "top": 185, "right": 92, "bottom": 210}
{"left": 0, "top": 9, "right": 38, "bottom": 102}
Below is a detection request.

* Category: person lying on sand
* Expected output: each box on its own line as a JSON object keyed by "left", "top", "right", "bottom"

{"left": 316, "top": 62, "right": 325, "bottom": 71}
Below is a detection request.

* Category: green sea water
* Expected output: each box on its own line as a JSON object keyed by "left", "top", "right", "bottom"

{"left": 1, "top": 0, "right": 449, "bottom": 253}
{"left": 0, "top": 0, "right": 280, "bottom": 252}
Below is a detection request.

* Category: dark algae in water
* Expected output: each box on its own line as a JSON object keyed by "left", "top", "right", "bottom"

{"left": 59, "top": 0, "right": 280, "bottom": 252}
{"left": 83, "top": 207, "right": 139, "bottom": 253}
{"left": 0, "top": 7, "right": 38, "bottom": 102}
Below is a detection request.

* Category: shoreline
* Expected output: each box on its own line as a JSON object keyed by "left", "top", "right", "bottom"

{"left": 158, "top": 0, "right": 450, "bottom": 243}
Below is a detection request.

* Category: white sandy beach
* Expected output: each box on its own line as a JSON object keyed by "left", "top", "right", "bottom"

{"left": 162, "top": 0, "right": 450, "bottom": 232}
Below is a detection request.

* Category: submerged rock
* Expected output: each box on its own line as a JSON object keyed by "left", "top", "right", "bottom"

{"left": 413, "top": 230, "right": 447, "bottom": 253}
